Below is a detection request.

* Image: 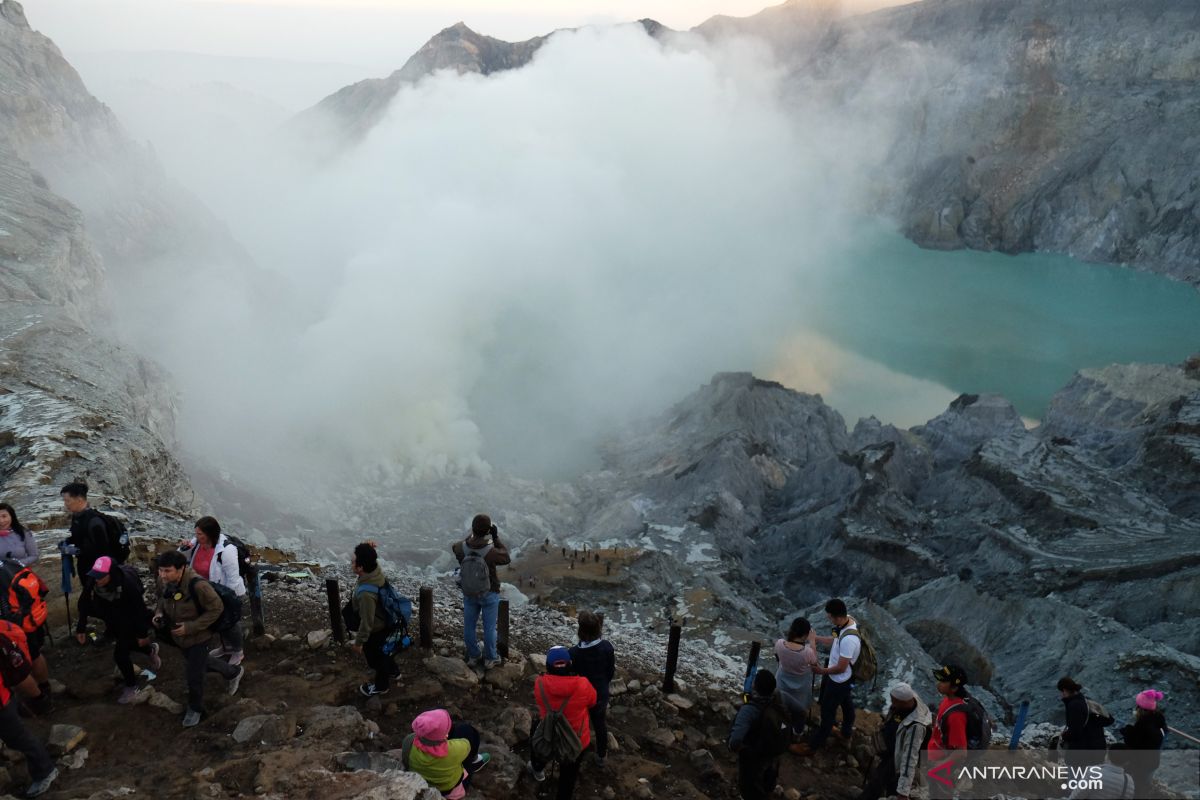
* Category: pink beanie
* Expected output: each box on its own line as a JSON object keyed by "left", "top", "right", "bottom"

{"left": 412, "top": 709, "right": 453, "bottom": 757}
{"left": 1136, "top": 690, "right": 1164, "bottom": 711}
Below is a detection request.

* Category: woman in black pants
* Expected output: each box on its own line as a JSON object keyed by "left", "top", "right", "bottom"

{"left": 569, "top": 610, "right": 616, "bottom": 766}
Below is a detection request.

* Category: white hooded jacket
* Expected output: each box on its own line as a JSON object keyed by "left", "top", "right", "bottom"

{"left": 187, "top": 534, "right": 247, "bottom": 597}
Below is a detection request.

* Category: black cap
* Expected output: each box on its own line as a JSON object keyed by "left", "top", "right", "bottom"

{"left": 932, "top": 664, "right": 968, "bottom": 686}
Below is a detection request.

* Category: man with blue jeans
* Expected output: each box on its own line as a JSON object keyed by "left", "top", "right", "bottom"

{"left": 452, "top": 515, "right": 511, "bottom": 669}
{"left": 792, "top": 598, "right": 861, "bottom": 756}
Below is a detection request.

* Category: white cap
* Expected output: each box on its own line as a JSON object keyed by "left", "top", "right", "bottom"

{"left": 890, "top": 682, "right": 916, "bottom": 701}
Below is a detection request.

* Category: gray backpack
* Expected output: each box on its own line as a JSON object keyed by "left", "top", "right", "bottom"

{"left": 458, "top": 540, "right": 493, "bottom": 597}
{"left": 530, "top": 679, "right": 584, "bottom": 764}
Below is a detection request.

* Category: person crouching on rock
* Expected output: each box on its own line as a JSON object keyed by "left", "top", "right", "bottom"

{"left": 153, "top": 550, "right": 244, "bottom": 727}
{"left": 348, "top": 542, "right": 399, "bottom": 697}
{"left": 75, "top": 556, "right": 160, "bottom": 704}
{"left": 728, "top": 670, "right": 791, "bottom": 800}
{"left": 527, "top": 646, "right": 597, "bottom": 800}
{"left": 401, "top": 709, "right": 491, "bottom": 798}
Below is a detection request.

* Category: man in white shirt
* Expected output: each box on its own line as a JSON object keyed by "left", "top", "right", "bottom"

{"left": 791, "top": 598, "right": 861, "bottom": 755}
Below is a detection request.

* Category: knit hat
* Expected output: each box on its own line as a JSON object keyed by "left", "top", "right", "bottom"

{"left": 471, "top": 514, "right": 492, "bottom": 537}
{"left": 546, "top": 646, "right": 572, "bottom": 669}
{"left": 88, "top": 556, "right": 113, "bottom": 579}
{"left": 890, "top": 682, "right": 916, "bottom": 701}
{"left": 411, "top": 709, "right": 453, "bottom": 757}
{"left": 1136, "top": 690, "right": 1164, "bottom": 711}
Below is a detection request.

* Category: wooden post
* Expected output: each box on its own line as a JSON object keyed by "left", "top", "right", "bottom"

{"left": 742, "top": 640, "right": 762, "bottom": 698}
{"left": 419, "top": 586, "right": 434, "bottom": 648}
{"left": 663, "top": 623, "right": 682, "bottom": 693}
{"left": 249, "top": 565, "right": 265, "bottom": 636}
{"left": 325, "top": 578, "right": 344, "bottom": 643}
{"left": 497, "top": 599, "right": 510, "bottom": 659}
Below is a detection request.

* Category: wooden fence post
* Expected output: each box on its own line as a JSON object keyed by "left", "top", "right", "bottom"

{"left": 419, "top": 586, "right": 434, "bottom": 648}
{"left": 325, "top": 579, "right": 344, "bottom": 643}
{"left": 497, "top": 599, "right": 510, "bottom": 659}
{"left": 249, "top": 565, "right": 265, "bottom": 636}
{"left": 663, "top": 623, "right": 682, "bottom": 693}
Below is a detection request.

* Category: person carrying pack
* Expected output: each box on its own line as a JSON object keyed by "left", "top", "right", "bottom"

{"left": 348, "top": 542, "right": 403, "bottom": 697}
{"left": 729, "top": 670, "right": 790, "bottom": 800}
{"left": 527, "top": 646, "right": 597, "bottom": 800}
{"left": 792, "top": 599, "right": 862, "bottom": 756}
{"left": 61, "top": 482, "right": 122, "bottom": 581}
{"left": 400, "top": 709, "right": 490, "bottom": 799}
{"left": 1059, "top": 677, "right": 1110, "bottom": 768}
{"left": 0, "top": 558, "right": 53, "bottom": 714}
{"left": 152, "top": 550, "right": 244, "bottom": 727}
{"left": 451, "top": 515, "right": 510, "bottom": 670}
{"left": 76, "top": 557, "right": 160, "bottom": 704}
{"left": 182, "top": 517, "right": 248, "bottom": 666}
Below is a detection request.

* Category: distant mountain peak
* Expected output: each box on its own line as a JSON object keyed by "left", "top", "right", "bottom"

{"left": 0, "top": 0, "right": 29, "bottom": 30}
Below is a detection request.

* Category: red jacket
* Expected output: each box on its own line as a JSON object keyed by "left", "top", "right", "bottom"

{"left": 0, "top": 621, "right": 31, "bottom": 707}
{"left": 928, "top": 696, "right": 969, "bottom": 761}
{"left": 534, "top": 674, "right": 598, "bottom": 749}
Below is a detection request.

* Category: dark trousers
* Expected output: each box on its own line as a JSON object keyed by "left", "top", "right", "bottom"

{"left": 183, "top": 643, "right": 238, "bottom": 713}
{"left": 530, "top": 720, "right": 588, "bottom": 800}
{"left": 364, "top": 631, "right": 398, "bottom": 690}
{"left": 114, "top": 631, "right": 152, "bottom": 687}
{"left": 857, "top": 755, "right": 897, "bottom": 800}
{"left": 449, "top": 722, "right": 485, "bottom": 786}
{"left": 0, "top": 697, "right": 54, "bottom": 780}
{"left": 809, "top": 677, "right": 855, "bottom": 749}
{"left": 736, "top": 752, "right": 779, "bottom": 800}
{"left": 590, "top": 699, "right": 609, "bottom": 758}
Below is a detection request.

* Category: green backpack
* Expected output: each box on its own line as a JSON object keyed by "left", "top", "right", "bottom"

{"left": 839, "top": 624, "right": 878, "bottom": 686}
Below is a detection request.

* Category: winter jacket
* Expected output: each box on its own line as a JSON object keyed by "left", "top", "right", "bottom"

{"left": 0, "top": 621, "right": 31, "bottom": 707}
{"left": 1063, "top": 693, "right": 1109, "bottom": 751}
{"left": 894, "top": 699, "right": 932, "bottom": 796}
{"left": 1120, "top": 710, "right": 1165, "bottom": 770}
{"left": 728, "top": 689, "right": 789, "bottom": 755}
{"left": 352, "top": 566, "right": 388, "bottom": 645}
{"left": 534, "top": 673, "right": 597, "bottom": 750}
{"left": 185, "top": 535, "right": 246, "bottom": 596}
{"left": 929, "top": 696, "right": 969, "bottom": 761}
{"left": 569, "top": 639, "right": 615, "bottom": 704}
{"left": 77, "top": 565, "right": 150, "bottom": 636}
{"left": 155, "top": 567, "right": 224, "bottom": 649}
{"left": 451, "top": 534, "right": 511, "bottom": 594}
{"left": 0, "top": 527, "right": 38, "bottom": 567}
{"left": 401, "top": 733, "right": 471, "bottom": 793}
{"left": 68, "top": 508, "right": 108, "bottom": 579}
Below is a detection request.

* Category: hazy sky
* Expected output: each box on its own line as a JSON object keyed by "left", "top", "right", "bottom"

{"left": 27, "top": 0, "right": 894, "bottom": 70}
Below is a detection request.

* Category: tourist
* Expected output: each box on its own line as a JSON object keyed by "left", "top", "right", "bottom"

{"left": 451, "top": 515, "right": 510, "bottom": 669}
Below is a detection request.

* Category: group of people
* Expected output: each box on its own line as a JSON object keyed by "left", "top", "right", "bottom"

{"left": 0, "top": 484, "right": 252, "bottom": 797}
{"left": 728, "top": 598, "right": 1173, "bottom": 800}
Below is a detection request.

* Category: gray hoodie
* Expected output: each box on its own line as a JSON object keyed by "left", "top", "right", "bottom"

{"left": 895, "top": 697, "right": 933, "bottom": 796}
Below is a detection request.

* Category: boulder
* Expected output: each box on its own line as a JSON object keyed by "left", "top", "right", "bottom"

{"left": 688, "top": 748, "right": 718, "bottom": 777}
{"left": 232, "top": 714, "right": 296, "bottom": 745}
{"left": 643, "top": 728, "right": 676, "bottom": 749}
{"left": 481, "top": 660, "right": 525, "bottom": 690}
{"left": 494, "top": 704, "right": 533, "bottom": 748}
{"left": 298, "top": 706, "right": 375, "bottom": 749}
{"left": 422, "top": 656, "right": 479, "bottom": 689}
{"left": 47, "top": 724, "right": 86, "bottom": 755}
{"left": 666, "top": 693, "right": 694, "bottom": 711}
{"left": 307, "top": 630, "right": 332, "bottom": 650}
{"left": 608, "top": 679, "right": 627, "bottom": 696}
{"left": 335, "top": 751, "right": 405, "bottom": 772}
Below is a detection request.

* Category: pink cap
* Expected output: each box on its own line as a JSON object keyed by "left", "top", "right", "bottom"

{"left": 88, "top": 556, "right": 113, "bottom": 578}
{"left": 1136, "top": 690, "right": 1164, "bottom": 711}
{"left": 412, "top": 709, "right": 452, "bottom": 757}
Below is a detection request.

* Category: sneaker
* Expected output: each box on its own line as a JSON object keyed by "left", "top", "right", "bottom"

{"left": 483, "top": 658, "right": 502, "bottom": 670}
{"left": 359, "top": 682, "right": 389, "bottom": 697}
{"left": 469, "top": 753, "right": 491, "bottom": 773}
{"left": 227, "top": 665, "right": 244, "bottom": 696}
{"left": 526, "top": 761, "right": 546, "bottom": 782}
{"left": 210, "top": 645, "right": 229, "bottom": 658}
{"left": 148, "top": 642, "right": 162, "bottom": 671}
{"left": 117, "top": 686, "right": 140, "bottom": 705}
{"left": 182, "top": 710, "right": 202, "bottom": 728}
{"left": 227, "top": 650, "right": 245, "bottom": 667}
{"left": 25, "top": 767, "right": 58, "bottom": 798}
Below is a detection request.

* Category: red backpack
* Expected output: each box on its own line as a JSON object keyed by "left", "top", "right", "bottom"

{"left": 0, "top": 560, "right": 49, "bottom": 633}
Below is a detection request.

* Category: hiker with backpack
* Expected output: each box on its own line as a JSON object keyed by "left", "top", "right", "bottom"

{"left": 0, "top": 619, "right": 58, "bottom": 797}
{"left": 568, "top": 610, "right": 616, "bottom": 767}
{"left": 62, "top": 482, "right": 128, "bottom": 580}
{"left": 152, "top": 550, "right": 244, "bottom": 727}
{"left": 180, "top": 517, "right": 248, "bottom": 666}
{"left": 527, "top": 646, "right": 597, "bottom": 800}
{"left": 451, "top": 515, "right": 510, "bottom": 670}
{"left": 0, "top": 504, "right": 39, "bottom": 567}
{"left": 0, "top": 557, "right": 53, "bottom": 714}
{"left": 857, "top": 682, "right": 930, "bottom": 800}
{"left": 1114, "top": 689, "right": 1166, "bottom": 797}
{"left": 729, "top": 670, "right": 791, "bottom": 800}
{"left": 1059, "top": 677, "right": 1110, "bottom": 768}
{"left": 792, "top": 599, "right": 865, "bottom": 756}
{"left": 75, "top": 556, "right": 160, "bottom": 704}
{"left": 347, "top": 542, "right": 410, "bottom": 697}
{"left": 400, "top": 709, "right": 491, "bottom": 798}
{"left": 774, "top": 616, "right": 818, "bottom": 737}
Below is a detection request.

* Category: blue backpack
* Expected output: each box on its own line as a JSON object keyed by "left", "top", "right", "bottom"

{"left": 355, "top": 583, "right": 413, "bottom": 654}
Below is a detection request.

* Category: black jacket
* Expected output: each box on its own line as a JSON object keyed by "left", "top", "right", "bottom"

{"left": 68, "top": 508, "right": 108, "bottom": 579}
{"left": 1121, "top": 711, "right": 1165, "bottom": 768}
{"left": 1063, "top": 693, "right": 1108, "bottom": 751}
{"left": 77, "top": 565, "right": 149, "bottom": 636}
{"left": 569, "top": 640, "right": 616, "bottom": 704}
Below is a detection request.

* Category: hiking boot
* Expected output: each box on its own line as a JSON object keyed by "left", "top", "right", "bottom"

{"left": 483, "top": 658, "right": 502, "bottom": 670}
{"left": 526, "top": 761, "right": 546, "bottom": 782}
{"left": 359, "top": 683, "right": 389, "bottom": 697}
{"left": 182, "top": 710, "right": 202, "bottom": 728}
{"left": 117, "top": 686, "right": 141, "bottom": 705}
{"left": 789, "top": 742, "right": 815, "bottom": 756}
{"left": 24, "top": 767, "right": 58, "bottom": 798}
{"left": 227, "top": 650, "right": 245, "bottom": 667}
{"left": 148, "top": 642, "right": 162, "bottom": 671}
{"left": 227, "top": 666, "right": 245, "bottom": 696}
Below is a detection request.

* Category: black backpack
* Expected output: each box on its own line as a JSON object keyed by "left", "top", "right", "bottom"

{"left": 97, "top": 512, "right": 130, "bottom": 564}
{"left": 215, "top": 535, "right": 253, "bottom": 579}
{"left": 940, "top": 694, "right": 995, "bottom": 750}
{"left": 751, "top": 700, "right": 793, "bottom": 757}
{"left": 188, "top": 577, "right": 241, "bottom": 633}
